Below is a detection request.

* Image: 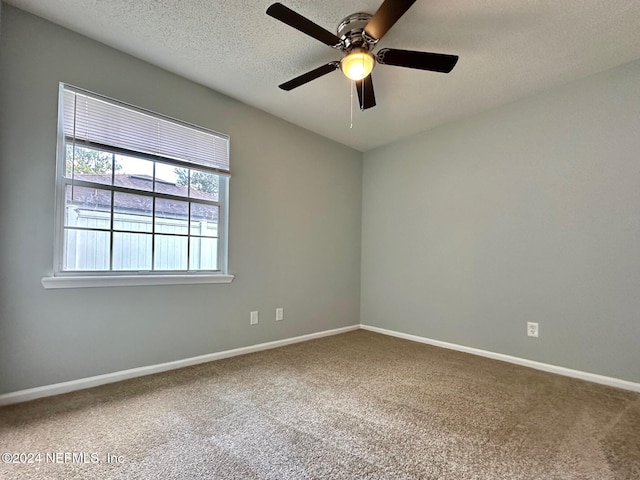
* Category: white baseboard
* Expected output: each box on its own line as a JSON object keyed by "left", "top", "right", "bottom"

{"left": 0, "top": 325, "right": 360, "bottom": 407}
{"left": 360, "top": 324, "right": 640, "bottom": 393}
{"left": 2, "top": 323, "right": 638, "bottom": 407}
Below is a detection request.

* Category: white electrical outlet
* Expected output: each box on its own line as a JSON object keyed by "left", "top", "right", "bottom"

{"left": 527, "top": 322, "right": 539, "bottom": 338}
{"left": 276, "top": 307, "right": 284, "bottom": 321}
{"left": 250, "top": 311, "right": 259, "bottom": 326}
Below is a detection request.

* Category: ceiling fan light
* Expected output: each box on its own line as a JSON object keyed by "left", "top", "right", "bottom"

{"left": 340, "top": 49, "right": 375, "bottom": 81}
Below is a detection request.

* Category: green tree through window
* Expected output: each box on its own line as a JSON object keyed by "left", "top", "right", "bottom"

{"left": 175, "top": 169, "right": 219, "bottom": 195}
{"left": 66, "top": 145, "right": 122, "bottom": 175}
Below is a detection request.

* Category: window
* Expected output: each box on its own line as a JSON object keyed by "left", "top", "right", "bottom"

{"left": 43, "top": 84, "right": 232, "bottom": 288}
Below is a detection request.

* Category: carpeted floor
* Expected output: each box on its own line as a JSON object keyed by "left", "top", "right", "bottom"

{"left": 1, "top": 330, "right": 639, "bottom": 479}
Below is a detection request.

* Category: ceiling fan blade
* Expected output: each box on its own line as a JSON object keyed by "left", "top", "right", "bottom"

{"left": 364, "top": 0, "right": 417, "bottom": 41}
{"left": 279, "top": 62, "right": 339, "bottom": 91}
{"left": 266, "top": 3, "right": 342, "bottom": 47}
{"left": 377, "top": 48, "right": 459, "bottom": 73}
{"left": 355, "top": 75, "right": 376, "bottom": 110}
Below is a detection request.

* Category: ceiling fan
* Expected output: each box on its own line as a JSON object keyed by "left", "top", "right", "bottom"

{"left": 266, "top": 0, "right": 459, "bottom": 110}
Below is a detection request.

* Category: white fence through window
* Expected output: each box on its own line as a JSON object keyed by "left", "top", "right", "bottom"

{"left": 64, "top": 197, "right": 218, "bottom": 271}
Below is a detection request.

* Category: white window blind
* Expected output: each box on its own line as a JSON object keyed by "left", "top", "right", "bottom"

{"left": 63, "top": 86, "right": 229, "bottom": 173}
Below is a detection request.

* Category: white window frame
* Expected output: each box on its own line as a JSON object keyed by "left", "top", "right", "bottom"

{"left": 42, "top": 84, "right": 233, "bottom": 289}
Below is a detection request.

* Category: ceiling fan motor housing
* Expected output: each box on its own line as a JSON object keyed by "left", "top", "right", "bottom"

{"left": 337, "top": 13, "right": 375, "bottom": 52}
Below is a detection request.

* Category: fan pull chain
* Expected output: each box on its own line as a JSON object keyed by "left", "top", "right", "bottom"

{"left": 361, "top": 55, "right": 365, "bottom": 112}
{"left": 350, "top": 80, "right": 354, "bottom": 129}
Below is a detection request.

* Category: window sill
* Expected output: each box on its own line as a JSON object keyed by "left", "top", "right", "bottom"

{"left": 41, "top": 274, "right": 234, "bottom": 289}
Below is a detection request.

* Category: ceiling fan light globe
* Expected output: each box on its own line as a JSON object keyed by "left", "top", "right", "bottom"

{"left": 340, "top": 50, "right": 375, "bottom": 81}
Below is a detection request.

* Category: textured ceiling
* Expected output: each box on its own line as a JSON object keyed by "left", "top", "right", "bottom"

{"left": 5, "top": 0, "right": 640, "bottom": 151}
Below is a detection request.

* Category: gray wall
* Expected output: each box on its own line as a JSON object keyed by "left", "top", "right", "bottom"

{"left": 362, "top": 60, "right": 640, "bottom": 383}
{"left": 0, "top": 5, "right": 362, "bottom": 394}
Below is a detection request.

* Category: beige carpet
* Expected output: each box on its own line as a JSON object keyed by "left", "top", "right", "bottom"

{"left": 1, "top": 330, "right": 639, "bottom": 479}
